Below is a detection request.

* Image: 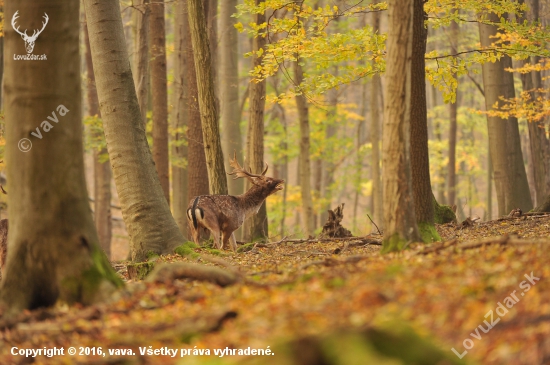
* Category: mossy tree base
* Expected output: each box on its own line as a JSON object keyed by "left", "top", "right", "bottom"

{"left": 418, "top": 222, "right": 441, "bottom": 243}
{"left": 433, "top": 199, "right": 457, "bottom": 224}
{"left": 381, "top": 233, "right": 409, "bottom": 254}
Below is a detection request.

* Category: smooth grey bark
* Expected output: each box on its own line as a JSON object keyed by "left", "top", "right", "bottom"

{"left": 447, "top": 19, "right": 458, "bottom": 207}
{"left": 187, "top": 0, "right": 228, "bottom": 195}
{"left": 85, "top": 0, "right": 185, "bottom": 262}
{"left": 134, "top": 0, "right": 150, "bottom": 127}
{"left": 1, "top": 0, "right": 121, "bottom": 317}
{"left": 85, "top": 21, "right": 112, "bottom": 258}
{"left": 479, "top": 13, "right": 533, "bottom": 215}
{"left": 370, "top": 10, "right": 383, "bottom": 230}
{"left": 171, "top": 0, "right": 189, "bottom": 237}
{"left": 294, "top": 59, "right": 315, "bottom": 236}
{"left": 243, "top": 1, "right": 268, "bottom": 241}
{"left": 150, "top": 0, "right": 170, "bottom": 203}
{"left": 382, "top": 0, "right": 420, "bottom": 251}
{"left": 219, "top": 0, "right": 243, "bottom": 196}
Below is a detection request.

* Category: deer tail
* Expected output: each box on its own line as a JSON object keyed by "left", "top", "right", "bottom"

{"left": 187, "top": 196, "right": 203, "bottom": 230}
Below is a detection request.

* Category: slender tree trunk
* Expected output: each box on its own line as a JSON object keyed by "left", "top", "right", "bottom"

{"left": 1, "top": 0, "right": 121, "bottom": 316}
{"left": 219, "top": 0, "right": 243, "bottom": 196}
{"left": 294, "top": 59, "right": 315, "bottom": 236}
{"left": 183, "top": 0, "right": 209, "bottom": 209}
{"left": 370, "top": 10, "right": 383, "bottom": 230}
{"left": 382, "top": 0, "right": 420, "bottom": 252}
{"left": 529, "top": 0, "right": 550, "bottom": 193}
{"left": 409, "top": 0, "right": 435, "bottom": 235}
{"left": 150, "top": 0, "right": 170, "bottom": 203}
{"left": 478, "top": 12, "right": 533, "bottom": 215}
{"left": 516, "top": 0, "right": 547, "bottom": 206}
{"left": 85, "top": 0, "right": 185, "bottom": 262}
{"left": 187, "top": 0, "right": 228, "bottom": 195}
{"left": 85, "top": 21, "right": 112, "bottom": 259}
{"left": 321, "top": 80, "right": 337, "bottom": 226}
{"left": 243, "top": 1, "right": 268, "bottom": 241}
{"left": 171, "top": 0, "right": 189, "bottom": 237}
{"left": 447, "top": 18, "right": 459, "bottom": 207}
{"left": 134, "top": 0, "right": 150, "bottom": 127}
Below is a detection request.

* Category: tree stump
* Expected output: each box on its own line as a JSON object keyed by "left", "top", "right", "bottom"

{"left": 320, "top": 204, "right": 352, "bottom": 238}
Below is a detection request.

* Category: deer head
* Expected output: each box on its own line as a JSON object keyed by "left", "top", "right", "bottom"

{"left": 227, "top": 152, "right": 284, "bottom": 195}
{"left": 12, "top": 11, "right": 49, "bottom": 54}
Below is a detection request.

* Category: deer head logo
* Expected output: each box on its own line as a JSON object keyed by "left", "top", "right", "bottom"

{"left": 11, "top": 11, "right": 49, "bottom": 54}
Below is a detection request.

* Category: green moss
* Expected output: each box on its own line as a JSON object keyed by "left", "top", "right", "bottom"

{"left": 126, "top": 261, "right": 156, "bottom": 280}
{"left": 381, "top": 233, "right": 408, "bottom": 254}
{"left": 433, "top": 199, "right": 457, "bottom": 224}
{"left": 237, "top": 242, "right": 255, "bottom": 253}
{"left": 174, "top": 241, "right": 200, "bottom": 259}
{"left": 418, "top": 222, "right": 441, "bottom": 243}
{"left": 146, "top": 251, "right": 159, "bottom": 260}
{"left": 62, "top": 244, "right": 124, "bottom": 305}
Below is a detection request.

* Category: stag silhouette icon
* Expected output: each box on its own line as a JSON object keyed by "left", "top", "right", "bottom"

{"left": 11, "top": 11, "right": 49, "bottom": 54}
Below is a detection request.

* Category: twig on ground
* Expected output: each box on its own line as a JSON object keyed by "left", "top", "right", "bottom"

{"left": 367, "top": 214, "right": 382, "bottom": 235}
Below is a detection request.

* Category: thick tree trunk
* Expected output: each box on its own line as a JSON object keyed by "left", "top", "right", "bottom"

{"left": 134, "top": 0, "right": 150, "bottom": 127}
{"left": 382, "top": 0, "right": 420, "bottom": 252}
{"left": 187, "top": 0, "right": 228, "bottom": 195}
{"left": 85, "top": 19, "right": 112, "bottom": 259}
{"left": 478, "top": 13, "right": 533, "bottom": 215}
{"left": 243, "top": 1, "right": 268, "bottom": 241}
{"left": 150, "top": 0, "right": 170, "bottom": 203}
{"left": 219, "top": 0, "right": 243, "bottom": 196}
{"left": 447, "top": 19, "right": 458, "bottom": 207}
{"left": 294, "top": 60, "right": 315, "bottom": 237}
{"left": 171, "top": 0, "right": 189, "bottom": 237}
{"left": 1, "top": 0, "right": 121, "bottom": 317}
{"left": 409, "top": 0, "right": 436, "bottom": 241}
{"left": 85, "top": 0, "right": 185, "bottom": 262}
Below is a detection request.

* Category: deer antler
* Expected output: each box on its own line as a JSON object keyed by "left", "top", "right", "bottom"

{"left": 30, "top": 13, "right": 49, "bottom": 40}
{"left": 227, "top": 152, "right": 268, "bottom": 180}
{"left": 11, "top": 11, "right": 28, "bottom": 38}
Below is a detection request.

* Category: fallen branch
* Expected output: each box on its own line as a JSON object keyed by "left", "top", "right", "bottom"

{"left": 146, "top": 262, "right": 239, "bottom": 287}
{"left": 266, "top": 236, "right": 382, "bottom": 246}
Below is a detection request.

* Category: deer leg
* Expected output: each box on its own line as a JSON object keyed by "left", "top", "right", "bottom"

{"left": 211, "top": 230, "right": 222, "bottom": 250}
{"left": 229, "top": 232, "right": 237, "bottom": 252}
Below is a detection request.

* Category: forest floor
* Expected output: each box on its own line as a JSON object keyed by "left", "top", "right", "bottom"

{"left": 1, "top": 214, "right": 550, "bottom": 365}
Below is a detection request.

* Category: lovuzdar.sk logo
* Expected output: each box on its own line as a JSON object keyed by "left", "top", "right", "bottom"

{"left": 12, "top": 10, "right": 48, "bottom": 61}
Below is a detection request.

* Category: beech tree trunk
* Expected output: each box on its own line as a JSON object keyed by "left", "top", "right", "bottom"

{"left": 447, "top": 18, "right": 458, "bottom": 207}
{"left": 134, "top": 0, "right": 150, "bottom": 127}
{"left": 187, "top": 0, "right": 228, "bottom": 195}
{"left": 150, "top": 0, "right": 170, "bottom": 203}
{"left": 370, "top": 10, "right": 383, "bottom": 230}
{"left": 182, "top": 0, "right": 209, "bottom": 213}
{"left": 219, "top": 0, "right": 243, "bottom": 196}
{"left": 1, "top": 0, "right": 121, "bottom": 316}
{"left": 479, "top": 13, "right": 532, "bottom": 215}
{"left": 382, "top": 0, "right": 420, "bottom": 252}
{"left": 171, "top": 0, "right": 189, "bottom": 236}
{"left": 85, "top": 21, "right": 112, "bottom": 259}
{"left": 243, "top": 1, "right": 268, "bottom": 241}
{"left": 85, "top": 0, "right": 185, "bottom": 262}
{"left": 409, "top": 0, "right": 436, "bottom": 238}
{"left": 294, "top": 59, "right": 315, "bottom": 237}
{"left": 518, "top": 0, "right": 546, "bottom": 207}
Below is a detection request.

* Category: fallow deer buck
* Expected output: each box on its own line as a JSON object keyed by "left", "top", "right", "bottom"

{"left": 187, "top": 154, "right": 284, "bottom": 251}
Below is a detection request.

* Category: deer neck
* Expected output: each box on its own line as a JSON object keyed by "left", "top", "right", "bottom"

{"left": 238, "top": 184, "right": 270, "bottom": 214}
